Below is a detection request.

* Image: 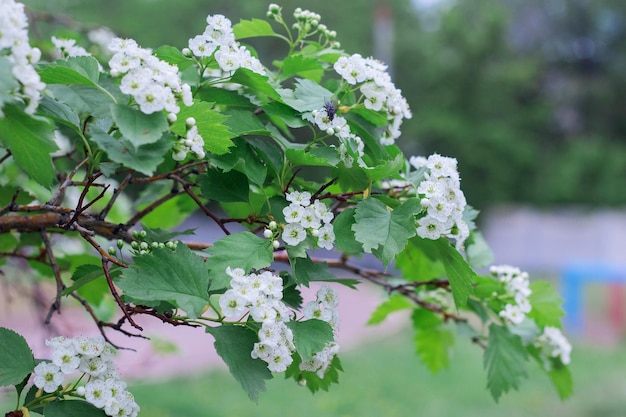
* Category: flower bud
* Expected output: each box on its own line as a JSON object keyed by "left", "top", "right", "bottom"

{"left": 117, "top": 239, "right": 124, "bottom": 249}
{"left": 269, "top": 221, "right": 277, "bottom": 230}
{"left": 167, "top": 112, "right": 177, "bottom": 123}
{"left": 272, "top": 240, "right": 280, "bottom": 249}
{"left": 76, "top": 386, "right": 86, "bottom": 396}
{"left": 186, "top": 117, "right": 196, "bottom": 127}
{"left": 263, "top": 229, "right": 273, "bottom": 239}
{"left": 131, "top": 241, "right": 139, "bottom": 250}
{"left": 108, "top": 246, "right": 117, "bottom": 256}
{"left": 182, "top": 47, "right": 191, "bottom": 56}
{"left": 139, "top": 242, "right": 149, "bottom": 250}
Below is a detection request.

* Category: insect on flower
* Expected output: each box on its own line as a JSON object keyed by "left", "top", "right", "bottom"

{"left": 323, "top": 97, "right": 337, "bottom": 122}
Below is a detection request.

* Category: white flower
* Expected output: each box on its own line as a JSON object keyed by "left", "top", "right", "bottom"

{"left": 85, "top": 379, "right": 111, "bottom": 409}
{"left": 73, "top": 336, "right": 106, "bottom": 357}
{"left": 283, "top": 203, "right": 305, "bottom": 223}
{"left": 316, "top": 285, "right": 339, "bottom": 308}
{"left": 219, "top": 290, "right": 248, "bottom": 318}
{"left": 316, "top": 224, "right": 335, "bottom": 250}
{"left": 416, "top": 216, "right": 447, "bottom": 240}
{"left": 499, "top": 303, "right": 526, "bottom": 325}
{"left": 79, "top": 355, "right": 109, "bottom": 377}
{"left": 51, "top": 346, "right": 80, "bottom": 374}
{"left": 286, "top": 191, "right": 312, "bottom": 206}
{"left": 537, "top": 326, "right": 572, "bottom": 365}
{"left": 33, "top": 362, "right": 64, "bottom": 393}
{"left": 282, "top": 223, "right": 307, "bottom": 246}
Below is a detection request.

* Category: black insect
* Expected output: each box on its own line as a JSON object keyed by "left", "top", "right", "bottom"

{"left": 323, "top": 97, "right": 337, "bottom": 122}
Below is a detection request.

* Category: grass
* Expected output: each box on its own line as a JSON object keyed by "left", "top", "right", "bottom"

{"left": 3, "top": 329, "right": 625, "bottom": 416}
{"left": 127, "top": 330, "right": 626, "bottom": 417}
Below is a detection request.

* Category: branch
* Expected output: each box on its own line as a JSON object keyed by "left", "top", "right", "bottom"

{"left": 40, "top": 230, "right": 65, "bottom": 322}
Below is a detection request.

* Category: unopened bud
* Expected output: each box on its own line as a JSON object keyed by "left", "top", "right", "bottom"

{"left": 117, "top": 239, "right": 124, "bottom": 249}
{"left": 186, "top": 117, "right": 196, "bottom": 127}
{"left": 269, "top": 221, "right": 277, "bottom": 230}
{"left": 272, "top": 240, "right": 280, "bottom": 249}
{"left": 108, "top": 246, "right": 117, "bottom": 256}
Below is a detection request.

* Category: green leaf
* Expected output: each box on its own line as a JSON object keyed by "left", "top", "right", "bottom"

{"left": 0, "top": 104, "right": 57, "bottom": 188}
{"left": 395, "top": 237, "right": 446, "bottom": 282}
{"left": 332, "top": 208, "right": 363, "bottom": 254}
{"left": 291, "top": 255, "right": 335, "bottom": 286}
{"left": 223, "top": 108, "right": 269, "bottom": 136}
{"left": 432, "top": 238, "right": 476, "bottom": 309}
{"left": 208, "top": 138, "right": 267, "bottom": 186}
{"left": 199, "top": 169, "right": 250, "bottom": 203}
{"left": 89, "top": 126, "right": 171, "bottom": 176}
{"left": 233, "top": 18, "right": 276, "bottom": 39}
{"left": 527, "top": 280, "right": 565, "bottom": 328}
{"left": 465, "top": 231, "right": 495, "bottom": 268}
{"left": 352, "top": 198, "right": 420, "bottom": 267}
{"left": 412, "top": 309, "right": 454, "bottom": 373}
{"left": 548, "top": 361, "right": 574, "bottom": 400}
{"left": 111, "top": 104, "right": 168, "bottom": 149}
{"left": 368, "top": 294, "right": 414, "bottom": 325}
{"left": 484, "top": 323, "right": 529, "bottom": 401}
{"left": 230, "top": 68, "right": 281, "bottom": 101}
{"left": 170, "top": 101, "right": 235, "bottom": 155}
{"left": 363, "top": 153, "right": 405, "bottom": 181}
{"left": 0, "top": 327, "right": 35, "bottom": 387}
{"left": 116, "top": 245, "right": 210, "bottom": 318}
{"left": 279, "top": 78, "right": 332, "bottom": 112}
{"left": 38, "top": 56, "right": 100, "bottom": 86}
{"left": 287, "top": 319, "right": 334, "bottom": 361}
{"left": 286, "top": 353, "right": 342, "bottom": 393}
{"left": 47, "top": 84, "right": 115, "bottom": 119}
{"left": 206, "top": 232, "right": 274, "bottom": 291}
{"left": 61, "top": 264, "right": 106, "bottom": 296}
{"left": 38, "top": 97, "right": 80, "bottom": 130}
{"left": 44, "top": 400, "right": 107, "bottom": 417}
{"left": 206, "top": 324, "right": 272, "bottom": 403}
{"left": 286, "top": 147, "right": 339, "bottom": 168}
{"left": 282, "top": 55, "right": 324, "bottom": 81}
{"left": 0, "top": 57, "right": 19, "bottom": 108}
{"left": 154, "top": 45, "right": 194, "bottom": 70}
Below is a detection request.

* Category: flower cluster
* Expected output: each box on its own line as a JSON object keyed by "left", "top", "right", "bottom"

{"left": 536, "top": 326, "right": 572, "bottom": 365}
{"left": 51, "top": 36, "right": 91, "bottom": 59}
{"left": 299, "top": 285, "right": 340, "bottom": 378}
{"left": 219, "top": 267, "right": 295, "bottom": 372}
{"left": 333, "top": 54, "right": 411, "bottom": 145}
{"left": 108, "top": 38, "right": 193, "bottom": 115}
{"left": 311, "top": 106, "right": 365, "bottom": 168}
{"left": 0, "top": 0, "right": 45, "bottom": 115}
{"left": 281, "top": 191, "right": 335, "bottom": 249}
{"left": 267, "top": 5, "right": 339, "bottom": 48}
{"left": 411, "top": 154, "right": 469, "bottom": 251}
{"left": 33, "top": 336, "right": 139, "bottom": 417}
{"left": 490, "top": 265, "right": 532, "bottom": 325}
{"left": 186, "top": 14, "right": 265, "bottom": 75}
{"left": 172, "top": 117, "right": 205, "bottom": 161}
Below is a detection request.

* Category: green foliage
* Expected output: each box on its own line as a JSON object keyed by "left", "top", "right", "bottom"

{"left": 206, "top": 325, "right": 273, "bottom": 403}
{"left": 0, "top": 328, "right": 35, "bottom": 387}
{"left": 484, "top": 324, "right": 529, "bottom": 401}
{"left": 287, "top": 320, "right": 334, "bottom": 361}
{"left": 44, "top": 401, "right": 108, "bottom": 417}
{"left": 527, "top": 281, "right": 565, "bottom": 328}
{"left": 412, "top": 309, "right": 455, "bottom": 373}
{"left": 117, "top": 245, "right": 210, "bottom": 318}
{"left": 367, "top": 294, "right": 413, "bottom": 325}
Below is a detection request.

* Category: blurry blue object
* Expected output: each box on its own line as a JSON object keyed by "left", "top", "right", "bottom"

{"left": 561, "top": 262, "right": 626, "bottom": 334}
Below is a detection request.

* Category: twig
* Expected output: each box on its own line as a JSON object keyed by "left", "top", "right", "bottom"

{"left": 98, "top": 171, "right": 133, "bottom": 220}
{"left": 102, "top": 258, "right": 142, "bottom": 331}
{"left": 41, "top": 231, "right": 65, "bottom": 322}
{"left": 125, "top": 188, "right": 186, "bottom": 229}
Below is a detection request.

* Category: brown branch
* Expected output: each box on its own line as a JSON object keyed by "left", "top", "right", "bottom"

{"left": 0, "top": 149, "right": 12, "bottom": 164}
{"left": 46, "top": 157, "right": 89, "bottom": 206}
{"left": 98, "top": 171, "right": 133, "bottom": 220}
{"left": 283, "top": 168, "right": 301, "bottom": 194}
{"left": 41, "top": 231, "right": 65, "bottom": 322}
{"left": 100, "top": 258, "right": 142, "bottom": 331}
{"left": 0, "top": 188, "right": 21, "bottom": 216}
{"left": 125, "top": 188, "right": 187, "bottom": 228}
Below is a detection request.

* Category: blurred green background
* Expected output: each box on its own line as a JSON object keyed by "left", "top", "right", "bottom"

{"left": 21, "top": 0, "right": 626, "bottom": 209}
{"left": 7, "top": 0, "right": 626, "bottom": 415}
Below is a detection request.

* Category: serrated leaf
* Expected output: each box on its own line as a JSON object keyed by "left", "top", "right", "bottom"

{"left": 395, "top": 237, "right": 446, "bottom": 282}
{"left": 286, "top": 147, "right": 339, "bottom": 167}
{"left": 38, "top": 56, "right": 100, "bottom": 86}
{"left": 206, "top": 324, "right": 272, "bottom": 403}
{"left": 170, "top": 101, "right": 235, "bottom": 155}
{"left": 282, "top": 55, "right": 324, "bottom": 81}
{"left": 47, "top": 84, "right": 115, "bottom": 119}
{"left": 111, "top": 104, "right": 168, "bottom": 150}
{"left": 279, "top": 78, "right": 333, "bottom": 112}
{"left": 412, "top": 309, "right": 454, "bottom": 373}
{"left": 527, "top": 280, "right": 565, "bottom": 328}
{"left": 233, "top": 18, "right": 276, "bottom": 39}
{"left": 287, "top": 319, "right": 334, "bottom": 361}
{"left": 432, "top": 238, "right": 475, "bottom": 309}
{"left": 38, "top": 97, "right": 81, "bottom": 130}
{"left": 116, "top": 245, "right": 210, "bottom": 318}
{"left": 368, "top": 294, "right": 414, "bottom": 325}
{"left": 89, "top": 125, "right": 170, "bottom": 176}
{"left": 61, "top": 264, "right": 106, "bottom": 296}
{"left": 44, "top": 400, "right": 107, "bottom": 417}
{"left": 484, "top": 323, "right": 529, "bottom": 401}
{"left": 466, "top": 231, "right": 495, "bottom": 268}
{"left": 291, "top": 255, "right": 335, "bottom": 286}
{"left": 154, "top": 45, "right": 194, "bottom": 70}
{"left": 0, "top": 327, "right": 35, "bottom": 387}
{"left": 208, "top": 138, "right": 267, "bottom": 185}
{"left": 0, "top": 104, "right": 57, "bottom": 189}
{"left": 223, "top": 108, "right": 269, "bottom": 136}
{"left": 199, "top": 168, "right": 250, "bottom": 203}
{"left": 352, "top": 198, "right": 420, "bottom": 267}
{"left": 230, "top": 68, "right": 281, "bottom": 101}
{"left": 206, "top": 232, "right": 274, "bottom": 291}
{"left": 332, "top": 208, "right": 363, "bottom": 254}
{"left": 363, "top": 153, "right": 405, "bottom": 181}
